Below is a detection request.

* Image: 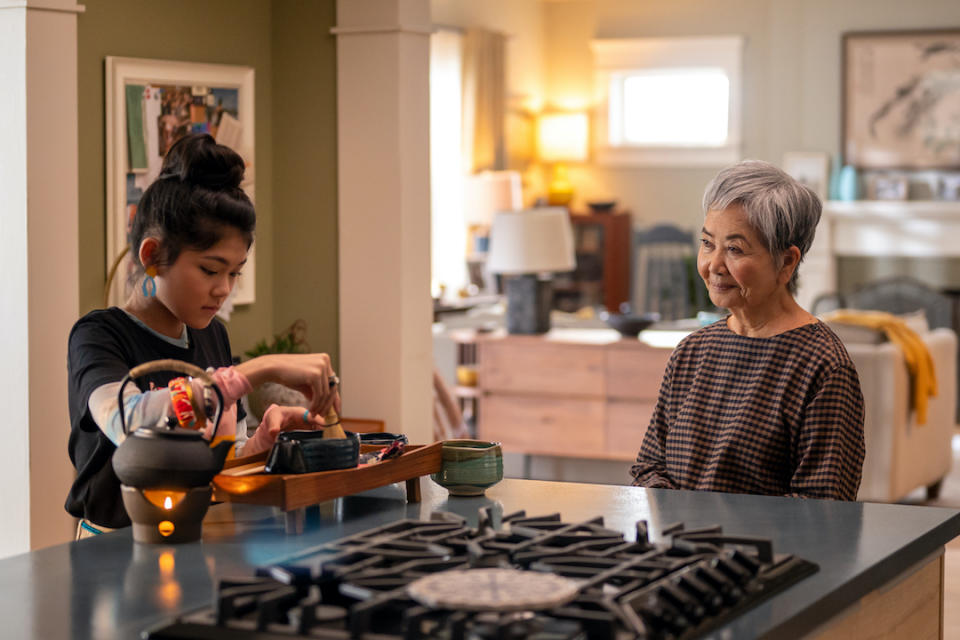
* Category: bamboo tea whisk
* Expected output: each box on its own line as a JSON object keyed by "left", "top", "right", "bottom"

{"left": 323, "top": 406, "right": 347, "bottom": 439}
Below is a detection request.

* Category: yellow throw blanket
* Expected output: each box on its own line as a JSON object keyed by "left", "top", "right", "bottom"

{"left": 824, "top": 310, "right": 937, "bottom": 425}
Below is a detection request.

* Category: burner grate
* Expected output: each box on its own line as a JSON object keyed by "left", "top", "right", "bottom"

{"left": 146, "top": 508, "right": 817, "bottom": 640}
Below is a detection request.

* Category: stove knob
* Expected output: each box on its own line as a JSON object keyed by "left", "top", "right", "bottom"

{"left": 710, "top": 555, "right": 752, "bottom": 584}
{"left": 640, "top": 596, "right": 692, "bottom": 637}
{"left": 728, "top": 549, "right": 761, "bottom": 575}
{"left": 657, "top": 583, "right": 706, "bottom": 623}
{"left": 675, "top": 574, "right": 723, "bottom": 615}
{"left": 694, "top": 565, "right": 744, "bottom": 606}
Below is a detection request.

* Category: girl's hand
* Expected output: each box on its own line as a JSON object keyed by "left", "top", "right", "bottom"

{"left": 237, "top": 353, "right": 342, "bottom": 416}
{"left": 242, "top": 403, "right": 328, "bottom": 456}
{"left": 258, "top": 404, "right": 326, "bottom": 439}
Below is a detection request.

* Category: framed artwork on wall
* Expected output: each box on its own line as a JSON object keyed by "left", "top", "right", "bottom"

{"left": 782, "top": 151, "right": 830, "bottom": 200}
{"left": 843, "top": 29, "right": 960, "bottom": 169}
{"left": 865, "top": 174, "right": 909, "bottom": 200}
{"left": 105, "top": 56, "right": 256, "bottom": 308}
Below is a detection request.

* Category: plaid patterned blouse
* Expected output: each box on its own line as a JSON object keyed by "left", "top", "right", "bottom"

{"left": 631, "top": 320, "right": 865, "bottom": 500}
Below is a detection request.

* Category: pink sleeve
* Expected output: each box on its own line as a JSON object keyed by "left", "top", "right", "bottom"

{"left": 196, "top": 367, "right": 253, "bottom": 442}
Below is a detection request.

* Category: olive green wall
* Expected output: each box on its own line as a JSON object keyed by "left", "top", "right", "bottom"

{"left": 77, "top": 0, "right": 339, "bottom": 359}
{"left": 271, "top": 0, "right": 339, "bottom": 364}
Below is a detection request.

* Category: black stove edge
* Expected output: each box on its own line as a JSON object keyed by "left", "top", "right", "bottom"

{"left": 683, "top": 556, "right": 819, "bottom": 640}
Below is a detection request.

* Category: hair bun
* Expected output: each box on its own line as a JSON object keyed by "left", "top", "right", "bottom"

{"left": 159, "top": 133, "right": 245, "bottom": 190}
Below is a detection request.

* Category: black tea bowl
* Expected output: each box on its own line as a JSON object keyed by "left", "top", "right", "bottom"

{"left": 599, "top": 310, "right": 661, "bottom": 337}
{"left": 587, "top": 200, "right": 617, "bottom": 213}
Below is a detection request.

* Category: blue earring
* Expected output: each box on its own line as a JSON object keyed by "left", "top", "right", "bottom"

{"left": 141, "top": 265, "right": 157, "bottom": 298}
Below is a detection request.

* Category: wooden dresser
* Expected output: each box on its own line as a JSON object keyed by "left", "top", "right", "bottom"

{"left": 474, "top": 331, "right": 676, "bottom": 461}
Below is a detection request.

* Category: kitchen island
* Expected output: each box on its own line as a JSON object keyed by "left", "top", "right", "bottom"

{"left": 1, "top": 478, "right": 958, "bottom": 639}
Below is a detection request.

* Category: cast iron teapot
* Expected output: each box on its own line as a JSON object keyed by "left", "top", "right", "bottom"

{"left": 112, "top": 359, "right": 232, "bottom": 488}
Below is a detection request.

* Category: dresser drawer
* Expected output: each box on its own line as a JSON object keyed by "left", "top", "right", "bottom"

{"left": 605, "top": 399, "right": 655, "bottom": 459}
{"left": 477, "top": 394, "right": 606, "bottom": 457}
{"left": 605, "top": 345, "right": 672, "bottom": 400}
{"left": 480, "top": 340, "right": 605, "bottom": 396}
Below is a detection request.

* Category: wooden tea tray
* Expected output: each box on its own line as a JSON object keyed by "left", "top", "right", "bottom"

{"left": 212, "top": 441, "right": 442, "bottom": 527}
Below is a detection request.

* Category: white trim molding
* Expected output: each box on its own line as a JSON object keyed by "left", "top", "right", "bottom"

{"left": 591, "top": 36, "right": 744, "bottom": 168}
{"left": 0, "top": 1, "right": 84, "bottom": 13}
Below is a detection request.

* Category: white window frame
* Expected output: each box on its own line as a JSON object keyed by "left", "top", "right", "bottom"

{"left": 590, "top": 36, "right": 744, "bottom": 167}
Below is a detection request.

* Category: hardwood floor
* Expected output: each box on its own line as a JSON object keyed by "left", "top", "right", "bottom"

{"left": 899, "top": 432, "right": 960, "bottom": 639}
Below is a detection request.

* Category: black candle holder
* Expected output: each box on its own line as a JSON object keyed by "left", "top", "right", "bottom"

{"left": 121, "top": 485, "right": 213, "bottom": 544}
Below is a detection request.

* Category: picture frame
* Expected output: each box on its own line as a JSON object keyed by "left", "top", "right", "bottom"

{"left": 866, "top": 174, "right": 909, "bottom": 201}
{"left": 843, "top": 29, "right": 960, "bottom": 169}
{"left": 105, "top": 56, "right": 256, "bottom": 307}
{"left": 939, "top": 174, "right": 960, "bottom": 201}
{"left": 781, "top": 151, "right": 829, "bottom": 200}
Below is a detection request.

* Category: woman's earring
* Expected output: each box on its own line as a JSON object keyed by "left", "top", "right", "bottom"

{"left": 141, "top": 266, "right": 157, "bottom": 298}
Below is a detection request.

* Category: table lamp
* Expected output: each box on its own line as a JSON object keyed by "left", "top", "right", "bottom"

{"left": 537, "top": 112, "right": 588, "bottom": 206}
{"left": 487, "top": 208, "right": 575, "bottom": 334}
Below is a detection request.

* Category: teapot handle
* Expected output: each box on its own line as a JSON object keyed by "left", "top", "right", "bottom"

{"left": 117, "top": 359, "right": 225, "bottom": 438}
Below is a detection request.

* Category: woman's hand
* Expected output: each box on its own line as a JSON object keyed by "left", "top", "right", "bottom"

{"left": 237, "top": 353, "right": 341, "bottom": 416}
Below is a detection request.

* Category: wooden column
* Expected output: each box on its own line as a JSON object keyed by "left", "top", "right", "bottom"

{"left": 0, "top": 0, "right": 83, "bottom": 556}
{"left": 333, "top": 0, "right": 433, "bottom": 444}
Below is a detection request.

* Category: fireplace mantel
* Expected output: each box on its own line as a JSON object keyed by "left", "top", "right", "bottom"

{"left": 798, "top": 200, "right": 960, "bottom": 311}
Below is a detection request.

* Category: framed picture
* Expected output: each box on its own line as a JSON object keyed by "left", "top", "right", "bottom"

{"left": 105, "top": 56, "right": 256, "bottom": 308}
{"left": 781, "top": 151, "right": 829, "bottom": 200}
{"left": 866, "top": 174, "right": 909, "bottom": 200}
{"left": 939, "top": 174, "right": 960, "bottom": 200}
{"left": 843, "top": 29, "right": 960, "bottom": 169}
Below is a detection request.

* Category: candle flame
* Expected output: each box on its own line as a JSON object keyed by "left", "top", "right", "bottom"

{"left": 163, "top": 496, "right": 173, "bottom": 510}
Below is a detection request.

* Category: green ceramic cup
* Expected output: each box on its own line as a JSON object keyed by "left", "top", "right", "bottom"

{"left": 430, "top": 439, "right": 503, "bottom": 496}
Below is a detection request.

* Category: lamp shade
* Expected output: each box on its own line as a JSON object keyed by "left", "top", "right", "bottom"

{"left": 463, "top": 171, "right": 522, "bottom": 226}
{"left": 487, "top": 208, "right": 575, "bottom": 274}
{"left": 537, "top": 112, "right": 588, "bottom": 163}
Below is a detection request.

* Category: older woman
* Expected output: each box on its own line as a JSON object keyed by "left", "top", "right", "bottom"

{"left": 631, "top": 160, "right": 865, "bottom": 500}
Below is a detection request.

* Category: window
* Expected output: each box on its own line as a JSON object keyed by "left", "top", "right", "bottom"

{"left": 429, "top": 29, "right": 468, "bottom": 297}
{"left": 591, "top": 36, "right": 743, "bottom": 167}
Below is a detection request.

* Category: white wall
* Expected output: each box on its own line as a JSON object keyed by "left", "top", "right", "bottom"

{"left": 0, "top": 5, "right": 31, "bottom": 559}
{"left": 543, "top": 0, "right": 960, "bottom": 237}
{"left": 0, "top": 1, "right": 82, "bottom": 557}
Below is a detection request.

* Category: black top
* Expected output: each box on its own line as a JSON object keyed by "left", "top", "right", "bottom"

{"left": 65, "top": 307, "right": 241, "bottom": 528}
{"left": 632, "top": 320, "right": 865, "bottom": 500}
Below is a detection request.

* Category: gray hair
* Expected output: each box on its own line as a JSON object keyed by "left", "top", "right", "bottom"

{"left": 701, "top": 159, "right": 821, "bottom": 295}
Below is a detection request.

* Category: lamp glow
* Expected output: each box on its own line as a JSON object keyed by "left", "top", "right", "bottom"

{"left": 537, "top": 112, "right": 588, "bottom": 206}
{"left": 537, "top": 113, "right": 589, "bottom": 163}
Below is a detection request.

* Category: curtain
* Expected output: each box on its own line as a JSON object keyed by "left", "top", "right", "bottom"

{"left": 430, "top": 29, "right": 468, "bottom": 296}
{"left": 461, "top": 28, "right": 507, "bottom": 173}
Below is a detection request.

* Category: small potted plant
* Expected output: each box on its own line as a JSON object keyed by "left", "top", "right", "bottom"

{"left": 243, "top": 319, "right": 310, "bottom": 420}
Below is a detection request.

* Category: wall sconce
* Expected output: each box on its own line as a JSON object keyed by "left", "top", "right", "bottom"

{"left": 537, "top": 112, "right": 588, "bottom": 206}
{"left": 487, "top": 208, "right": 575, "bottom": 334}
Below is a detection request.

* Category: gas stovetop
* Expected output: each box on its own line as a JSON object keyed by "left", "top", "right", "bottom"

{"left": 145, "top": 507, "right": 817, "bottom": 639}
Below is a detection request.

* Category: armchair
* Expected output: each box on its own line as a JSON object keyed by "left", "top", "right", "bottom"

{"left": 838, "top": 326, "right": 957, "bottom": 502}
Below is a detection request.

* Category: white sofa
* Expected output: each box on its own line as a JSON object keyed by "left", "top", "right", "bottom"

{"left": 842, "top": 327, "right": 958, "bottom": 503}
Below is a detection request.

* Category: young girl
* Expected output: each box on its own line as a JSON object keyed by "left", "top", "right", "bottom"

{"left": 66, "top": 133, "right": 339, "bottom": 536}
